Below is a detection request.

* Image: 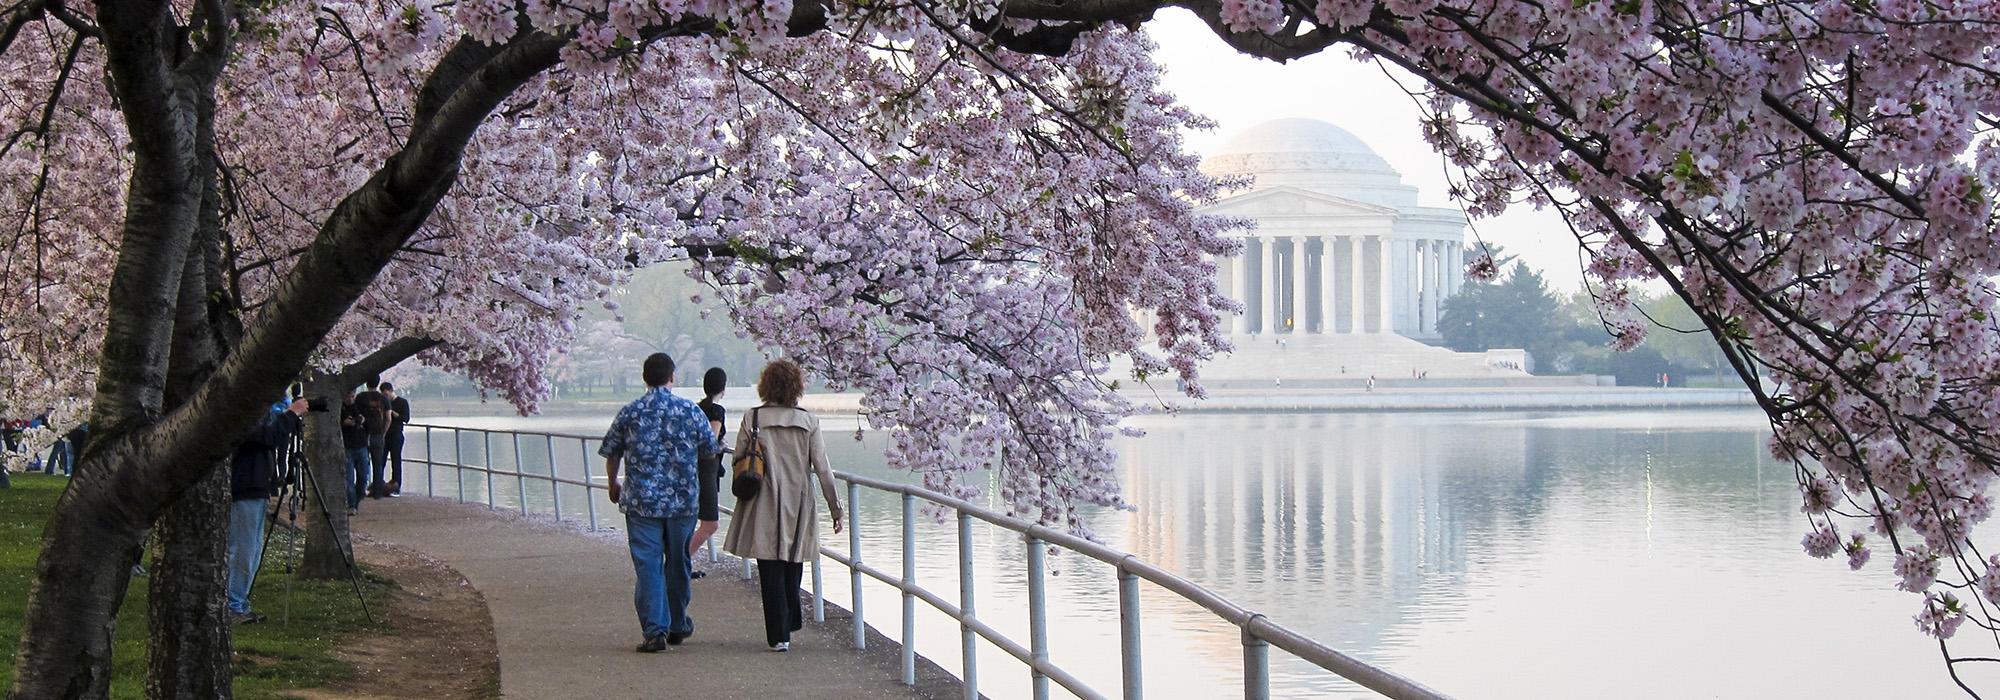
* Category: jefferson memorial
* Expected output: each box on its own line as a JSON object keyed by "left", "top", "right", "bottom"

{"left": 1182, "top": 118, "right": 1532, "bottom": 384}
{"left": 1202, "top": 118, "right": 1465, "bottom": 338}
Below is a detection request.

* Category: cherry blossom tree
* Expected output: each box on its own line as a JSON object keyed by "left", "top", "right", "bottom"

{"left": 3, "top": 0, "right": 1997, "bottom": 696}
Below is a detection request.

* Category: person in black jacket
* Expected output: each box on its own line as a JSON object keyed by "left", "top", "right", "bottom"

{"left": 227, "top": 398, "right": 306, "bottom": 624}
{"left": 690, "top": 368, "right": 728, "bottom": 559}
{"left": 342, "top": 391, "right": 370, "bottom": 514}
{"left": 382, "top": 382, "right": 411, "bottom": 496}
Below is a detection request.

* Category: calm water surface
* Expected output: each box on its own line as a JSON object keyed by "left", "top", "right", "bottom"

{"left": 415, "top": 408, "right": 1977, "bottom": 698}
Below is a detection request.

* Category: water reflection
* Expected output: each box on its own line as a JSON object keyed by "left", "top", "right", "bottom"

{"left": 424, "top": 409, "right": 1983, "bottom": 698}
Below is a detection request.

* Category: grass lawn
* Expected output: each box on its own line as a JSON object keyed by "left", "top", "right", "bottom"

{"left": 0, "top": 475, "right": 391, "bottom": 698}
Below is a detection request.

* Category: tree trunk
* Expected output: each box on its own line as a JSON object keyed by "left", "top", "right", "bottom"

{"left": 144, "top": 74, "right": 238, "bottom": 699}
{"left": 298, "top": 374, "right": 354, "bottom": 581}
{"left": 9, "top": 466, "right": 149, "bottom": 699}
{"left": 144, "top": 463, "right": 232, "bottom": 699}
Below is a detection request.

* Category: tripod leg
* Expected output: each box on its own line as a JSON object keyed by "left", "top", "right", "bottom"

{"left": 298, "top": 452, "right": 375, "bottom": 624}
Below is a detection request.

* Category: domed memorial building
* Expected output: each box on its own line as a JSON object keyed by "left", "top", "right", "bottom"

{"left": 1202, "top": 118, "right": 1465, "bottom": 338}
{"left": 1162, "top": 119, "right": 1539, "bottom": 386}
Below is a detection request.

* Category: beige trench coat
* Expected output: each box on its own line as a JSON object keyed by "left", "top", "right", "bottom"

{"left": 722, "top": 405, "right": 840, "bottom": 562}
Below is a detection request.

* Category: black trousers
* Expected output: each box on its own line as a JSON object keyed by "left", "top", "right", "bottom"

{"left": 755, "top": 560, "right": 805, "bottom": 646}
{"left": 384, "top": 431, "right": 405, "bottom": 490}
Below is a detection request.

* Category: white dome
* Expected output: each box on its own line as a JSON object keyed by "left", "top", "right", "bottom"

{"left": 1203, "top": 118, "right": 1412, "bottom": 207}
{"left": 1205, "top": 118, "right": 1399, "bottom": 178}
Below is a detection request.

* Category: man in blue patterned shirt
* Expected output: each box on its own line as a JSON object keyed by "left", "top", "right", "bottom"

{"left": 600, "top": 353, "right": 718, "bottom": 652}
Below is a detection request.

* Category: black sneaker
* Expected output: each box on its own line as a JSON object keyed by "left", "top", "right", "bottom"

{"left": 635, "top": 635, "right": 667, "bottom": 653}
{"left": 666, "top": 623, "right": 694, "bottom": 646}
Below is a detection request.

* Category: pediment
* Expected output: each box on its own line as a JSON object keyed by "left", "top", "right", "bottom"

{"left": 1199, "top": 185, "right": 1399, "bottom": 219}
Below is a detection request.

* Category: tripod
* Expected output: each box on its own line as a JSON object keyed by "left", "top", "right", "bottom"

{"left": 249, "top": 430, "right": 373, "bottom": 624}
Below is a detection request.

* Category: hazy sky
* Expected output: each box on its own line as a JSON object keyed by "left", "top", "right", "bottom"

{"left": 1145, "top": 10, "right": 1586, "bottom": 291}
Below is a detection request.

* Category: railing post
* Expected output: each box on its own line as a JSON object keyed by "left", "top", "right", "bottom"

{"left": 1242, "top": 626, "right": 1270, "bottom": 700}
{"left": 901, "top": 493, "right": 916, "bottom": 686}
{"left": 456, "top": 430, "right": 467, "bottom": 503}
{"left": 513, "top": 433, "right": 527, "bottom": 515}
{"left": 811, "top": 538, "right": 824, "bottom": 621}
{"left": 1120, "top": 568, "right": 1145, "bottom": 700}
{"left": 958, "top": 512, "right": 978, "bottom": 700}
{"left": 580, "top": 438, "right": 598, "bottom": 531}
{"left": 482, "top": 431, "right": 495, "bottom": 510}
{"left": 1027, "top": 537, "right": 1050, "bottom": 700}
{"left": 546, "top": 434, "right": 561, "bottom": 522}
{"left": 848, "top": 480, "right": 865, "bottom": 650}
{"left": 423, "top": 426, "right": 434, "bottom": 497}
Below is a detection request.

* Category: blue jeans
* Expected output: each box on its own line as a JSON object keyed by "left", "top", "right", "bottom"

{"left": 346, "top": 447, "right": 371, "bottom": 509}
{"left": 625, "top": 514, "right": 697, "bottom": 639}
{"left": 43, "top": 439, "right": 68, "bottom": 475}
{"left": 226, "top": 498, "right": 267, "bottom": 614}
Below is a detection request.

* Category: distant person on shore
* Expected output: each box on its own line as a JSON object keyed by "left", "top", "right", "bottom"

{"left": 228, "top": 398, "right": 306, "bottom": 624}
{"left": 599, "top": 353, "right": 717, "bottom": 653}
{"left": 690, "top": 368, "right": 729, "bottom": 559}
{"left": 341, "top": 390, "right": 370, "bottom": 515}
{"left": 724, "top": 359, "right": 844, "bottom": 652}
{"left": 382, "top": 382, "right": 410, "bottom": 497}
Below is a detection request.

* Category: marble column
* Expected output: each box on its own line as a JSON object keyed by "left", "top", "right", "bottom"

{"left": 1320, "top": 235, "right": 1340, "bottom": 334}
{"left": 1428, "top": 240, "right": 1444, "bottom": 334}
{"left": 1375, "top": 235, "right": 1392, "bottom": 333}
{"left": 1289, "top": 237, "right": 1310, "bottom": 333}
{"left": 1221, "top": 247, "right": 1240, "bottom": 334}
{"left": 1262, "top": 236, "right": 1281, "bottom": 334}
{"left": 1348, "top": 236, "right": 1365, "bottom": 333}
{"left": 1233, "top": 243, "right": 1254, "bottom": 334}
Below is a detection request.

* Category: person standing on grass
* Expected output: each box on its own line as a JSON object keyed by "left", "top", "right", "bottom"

{"left": 599, "top": 353, "right": 717, "bottom": 653}
{"left": 723, "top": 359, "right": 844, "bottom": 652}
{"left": 228, "top": 398, "right": 306, "bottom": 624}
{"left": 382, "top": 382, "right": 410, "bottom": 496}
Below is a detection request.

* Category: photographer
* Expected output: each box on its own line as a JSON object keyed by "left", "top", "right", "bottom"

{"left": 228, "top": 397, "right": 307, "bottom": 625}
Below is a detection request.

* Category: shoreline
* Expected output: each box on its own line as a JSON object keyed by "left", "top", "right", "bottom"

{"left": 420, "top": 385, "right": 1757, "bottom": 418}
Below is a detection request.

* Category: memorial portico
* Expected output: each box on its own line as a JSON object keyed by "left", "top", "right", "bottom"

{"left": 1199, "top": 119, "right": 1467, "bottom": 339}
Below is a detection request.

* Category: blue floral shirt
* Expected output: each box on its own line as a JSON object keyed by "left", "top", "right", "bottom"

{"left": 598, "top": 388, "right": 718, "bottom": 518}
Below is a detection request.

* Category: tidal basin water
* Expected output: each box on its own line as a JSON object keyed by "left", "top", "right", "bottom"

{"left": 414, "top": 408, "right": 1976, "bottom": 698}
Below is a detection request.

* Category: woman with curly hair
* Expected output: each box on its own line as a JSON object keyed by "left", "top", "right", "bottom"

{"left": 723, "top": 359, "right": 844, "bottom": 651}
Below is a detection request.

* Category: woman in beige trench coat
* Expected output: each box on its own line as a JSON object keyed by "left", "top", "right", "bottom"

{"left": 723, "top": 359, "right": 843, "bottom": 651}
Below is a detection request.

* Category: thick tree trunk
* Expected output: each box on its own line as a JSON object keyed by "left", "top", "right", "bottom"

{"left": 144, "top": 463, "right": 232, "bottom": 699}
{"left": 299, "top": 339, "right": 438, "bottom": 581}
{"left": 145, "top": 130, "right": 236, "bottom": 699}
{"left": 10, "top": 466, "right": 149, "bottom": 699}
{"left": 298, "top": 374, "right": 354, "bottom": 581}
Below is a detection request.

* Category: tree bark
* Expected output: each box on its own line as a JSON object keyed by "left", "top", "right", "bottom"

{"left": 144, "top": 96, "right": 236, "bottom": 699}
{"left": 298, "top": 373, "right": 354, "bottom": 582}
{"left": 144, "top": 463, "right": 232, "bottom": 699}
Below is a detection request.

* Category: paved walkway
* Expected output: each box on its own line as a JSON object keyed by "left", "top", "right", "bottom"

{"left": 353, "top": 496, "right": 964, "bottom": 699}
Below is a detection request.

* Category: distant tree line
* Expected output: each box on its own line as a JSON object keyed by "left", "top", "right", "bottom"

{"left": 1439, "top": 246, "right": 1735, "bottom": 387}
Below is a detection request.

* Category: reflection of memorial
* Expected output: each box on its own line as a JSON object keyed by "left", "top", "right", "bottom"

{"left": 1110, "top": 412, "right": 1783, "bottom": 694}
{"left": 1117, "top": 413, "right": 1518, "bottom": 656}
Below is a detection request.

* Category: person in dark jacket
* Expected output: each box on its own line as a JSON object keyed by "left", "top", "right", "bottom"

{"left": 228, "top": 398, "right": 306, "bottom": 624}
{"left": 342, "top": 390, "right": 370, "bottom": 514}
{"left": 690, "top": 368, "right": 728, "bottom": 557}
{"left": 356, "top": 378, "right": 392, "bottom": 498}
{"left": 382, "top": 382, "right": 410, "bottom": 496}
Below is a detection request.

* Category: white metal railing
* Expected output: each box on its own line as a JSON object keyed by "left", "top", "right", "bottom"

{"left": 404, "top": 422, "right": 1452, "bottom": 700}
